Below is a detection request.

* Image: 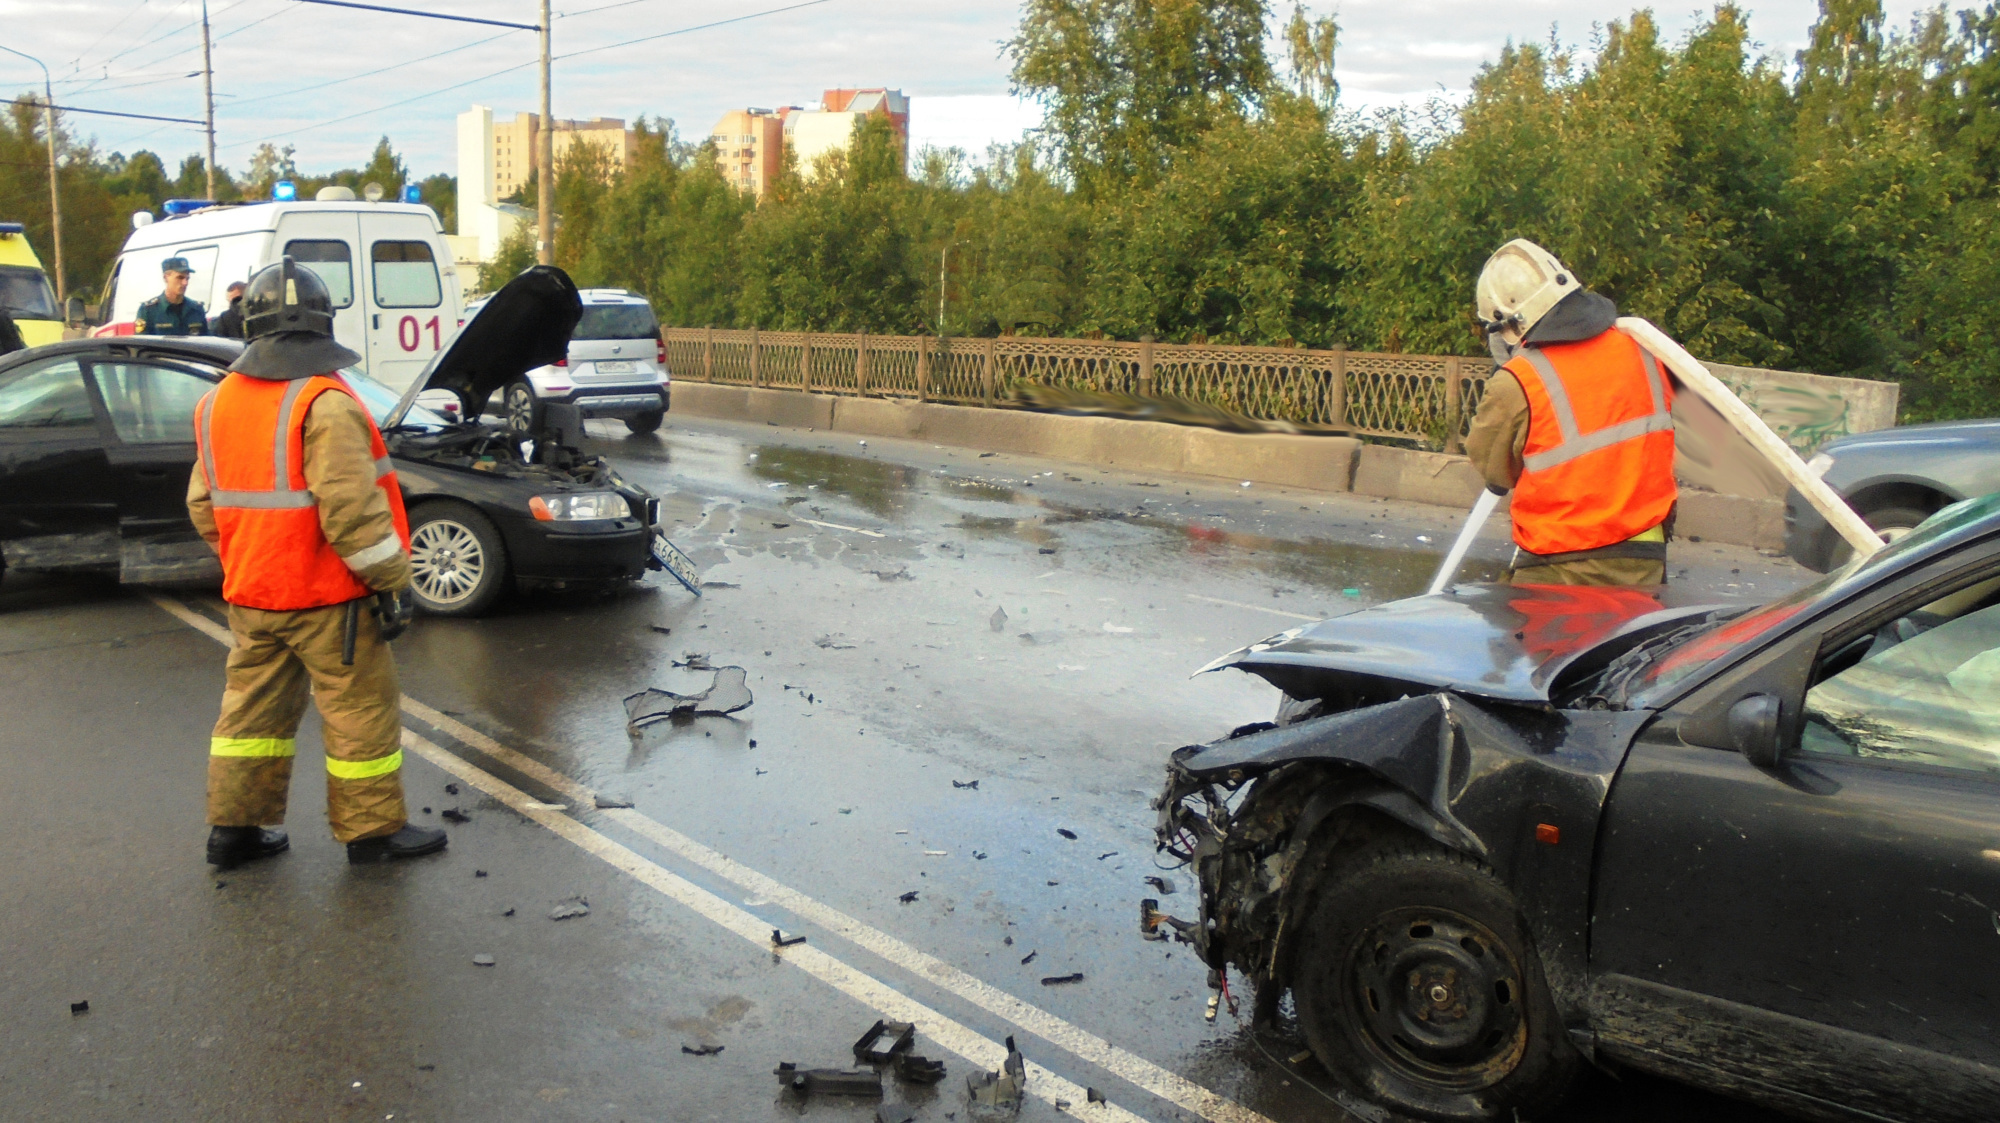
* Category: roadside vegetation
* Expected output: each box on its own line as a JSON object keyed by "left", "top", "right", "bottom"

{"left": 6, "top": 0, "right": 2000, "bottom": 418}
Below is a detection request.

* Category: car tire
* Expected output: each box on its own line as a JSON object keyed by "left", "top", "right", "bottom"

{"left": 625, "top": 410, "right": 664, "bottom": 434}
{"left": 1826, "top": 504, "right": 1934, "bottom": 569}
{"left": 407, "top": 501, "right": 510, "bottom": 617}
{"left": 1291, "top": 840, "right": 1578, "bottom": 1122}
{"left": 503, "top": 379, "right": 540, "bottom": 434}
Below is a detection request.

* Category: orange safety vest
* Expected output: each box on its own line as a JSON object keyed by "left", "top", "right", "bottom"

{"left": 1503, "top": 329, "right": 1677, "bottom": 557}
{"left": 194, "top": 372, "right": 410, "bottom": 611}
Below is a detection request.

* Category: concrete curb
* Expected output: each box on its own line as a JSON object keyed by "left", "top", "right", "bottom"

{"left": 666, "top": 383, "right": 1783, "bottom": 551}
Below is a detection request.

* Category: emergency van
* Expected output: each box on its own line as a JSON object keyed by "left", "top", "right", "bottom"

{"left": 0, "top": 221, "right": 63, "bottom": 348}
{"left": 95, "top": 187, "right": 463, "bottom": 391}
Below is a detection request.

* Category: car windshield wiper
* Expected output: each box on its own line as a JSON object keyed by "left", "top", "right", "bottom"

{"left": 1583, "top": 611, "right": 1730, "bottom": 707}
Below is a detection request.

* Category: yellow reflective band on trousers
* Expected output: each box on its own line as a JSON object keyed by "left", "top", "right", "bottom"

{"left": 210, "top": 736, "right": 297, "bottom": 758}
{"left": 325, "top": 749, "right": 403, "bottom": 780}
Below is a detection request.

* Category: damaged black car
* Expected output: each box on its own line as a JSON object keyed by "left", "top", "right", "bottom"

{"left": 1156, "top": 498, "right": 2000, "bottom": 1122}
{"left": 0, "top": 265, "right": 671, "bottom": 615}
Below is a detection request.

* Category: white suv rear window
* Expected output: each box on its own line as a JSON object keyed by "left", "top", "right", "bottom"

{"left": 574, "top": 304, "right": 659, "bottom": 340}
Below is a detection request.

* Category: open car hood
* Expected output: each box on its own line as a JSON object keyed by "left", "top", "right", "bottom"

{"left": 1198, "top": 583, "right": 1726, "bottom": 704}
{"left": 385, "top": 264, "right": 581, "bottom": 428}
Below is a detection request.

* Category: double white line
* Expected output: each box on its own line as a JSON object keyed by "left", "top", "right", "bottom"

{"left": 145, "top": 593, "right": 1276, "bottom": 1123}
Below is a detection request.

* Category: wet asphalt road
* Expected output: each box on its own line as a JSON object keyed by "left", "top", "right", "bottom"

{"left": 1, "top": 412, "right": 1809, "bottom": 1122}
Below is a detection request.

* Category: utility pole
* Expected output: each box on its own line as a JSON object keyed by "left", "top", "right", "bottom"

{"left": 938, "top": 243, "right": 954, "bottom": 334}
{"left": 0, "top": 44, "right": 64, "bottom": 302}
{"left": 201, "top": 0, "right": 217, "bottom": 199}
{"left": 537, "top": 0, "right": 554, "bottom": 265}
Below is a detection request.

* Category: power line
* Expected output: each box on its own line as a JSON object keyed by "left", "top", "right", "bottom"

{"left": 225, "top": 30, "right": 517, "bottom": 110}
{"left": 288, "top": 0, "right": 539, "bottom": 31}
{"left": 30, "top": 101, "right": 205, "bottom": 125}
{"left": 557, "top": 0, "right": 835, "bottom": 60}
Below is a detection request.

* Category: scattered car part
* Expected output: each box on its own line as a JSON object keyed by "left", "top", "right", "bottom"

{"left": 966, "top": 1035, "right": 1027, "bottom": 1119}
{"left": 440, "top": 808, "right": 470, "bottom": 824}
{"left": 682, "top": 1044, "right": 723, "bottom": 1056}
{"left": 953, "top": 779, "right": 980, "bottom": 790}
{"left": 1040, "top": 973, "right": 1084, "bottom": 986}
{"left": 593, "top": 794, "right": 634, "bottom": 809}
{"left": 548, "top": 898, "right": 589, "bottom": 921}
{"left": 775, "top": 1063, "right": 883, "bottom": 1098}
{"left": 1056, "top": 828, "right": 1077, "bottom": 840}
{"left": 771, "top": 929, "right": 807, "bottom": 948}
{"left": 898, "top": 891, "right": 919, "bottom": 904}
{"left": 852, "top": 1020, "right": 916, "bottom": 1065}
{"left": 894, "top": 1053, "right": 947, "bottom": 1085}
{"left": 1020, "top": 950, "right": 1037, "bottom": 965}
{"left": 876, "top": 1105, "right": 916, "bottom": 1123}
{"left": 472, "top": 954, "right": 495, "bottom": 967}
{"left": 70, "top": 1000, "right": 88, "bottom": 1015}
{"left": 622, "top": 668, "right": 754, "bottom": 728}
{"left": 1144, "top": 875, "right": 1176, "bottom": 894}
{"left": 1088, "top": 1087, "right": 1106, "bottom": 1104}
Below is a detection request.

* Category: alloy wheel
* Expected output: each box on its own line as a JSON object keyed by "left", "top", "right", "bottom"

{"left": 410, "top": 518, "right": 487, "bottom": 606}
{"left": 506, "top": 384, "right": 535, "bottom": 432}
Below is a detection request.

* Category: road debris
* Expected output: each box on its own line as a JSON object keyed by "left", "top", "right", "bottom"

{"left": 1144, "top": 876, "right": 1176, "bottom": 895}
{"left": 989, "top": 606, "right": 1008, "bottom": 632}
{"left": 623, "top": 667, "right": 754, "bottom": 728}
{"left": 444, "top": 783, "right": 459, "bottom": 795}
{"left": 1056, "top": 828, "right": 1077, "bottom": 840}
{"left": 1088, "top": 1087, "right": 1106, "bottom": 1104}
{"left": 474, "top": 869, "right": 487, "bottom": 878}
{"left": 682, "top": 1044, "right": 724, "bottom": 1056}
{"left": 966, "top": 1034, "right": 1026, "bottom": 1118}
{"left": 815, "top": 634, "right": 858, "bottom": 650}
{"left": 871, "top": 566, "right": 914, "bottom": 582}
{"left": 472, "top": 954, "right": 496, "bottom": 967}
{"left": 898, "top": 891, "right": 919, "bottom": 904}
{"left": 853, "top": 1019, "right": 916, "bottom": 1064}
{"left": 876, "top": 1105, "right": 916, "bottom": 1123}
{"left": 776, "top": 1063, "right": 883, "bottom": 1099}
{"left": 952, "top": 779, "right": 980, "bottom": 790}
{"left": 648, "top": 625, "right": 673, "bottom": 634}
{"left": 674, "top": 652, "right": 713, "bottom": 669}
{"left": 894, "top": 1053, "right": 947, "bottom": 1084}
{"left": 501, "top": 908, "right": 515, "bottom": 917}
{"left": 548, "top": 897, "right": 590, "bottom": 921}
{"left": 1020, "top": 950, "right": 1037, "bottom": 965}
{"left": 1101, "top": 622, "right": 1134, "bottom": 634}
{"left": 1038, "top": 547, "right": 1056, "bottom": 554}
{"left": 771, "top": 929, "right": 807, "bottom": 948}
{"left": 923, "top": 850, "right": 948, "bottom": 857}
{"left": 700, "top": 581, "right": 741, "bottom": 589}
{"left": 70, "top": 1000, "right": 88, "bottom": 1015}
{"left": 973, "top": 851, "right": 988, "bottom": 860}
{"left": 593, "top": 794, "right": 635, "bottom": 809}
{"left": 440, "top": 808, "right": 471, "bottom": 823}
{"left": 1098, "top": 851, "right": 1119, "bottom": 860}
{"left": 1040, "top": 973, "right": 1085, "bottom": 986}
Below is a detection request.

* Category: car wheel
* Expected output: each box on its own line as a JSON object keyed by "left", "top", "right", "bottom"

{"left": 624, "top": 410, "right": 664, "bottom": 435}
{"left": 1827, "top": 504, "right": 1934, "bottom": 569}
{"left": 407, "top": 501, "right": 509, "bottom": 617}
{"left": 1292, "top": 841, "right": 1578, "bottom": 1122}
{"left": 503, "top": 379, "right": 540, "bottom": 434}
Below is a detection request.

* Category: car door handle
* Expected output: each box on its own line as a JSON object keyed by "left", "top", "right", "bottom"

{"left": 373, "top": 314, "right": 380, "bottom": 329}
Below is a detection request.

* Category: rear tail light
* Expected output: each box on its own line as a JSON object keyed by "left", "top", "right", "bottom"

{"left": 656, "top": 336, "right": 666, "bottom": 365}
{"left": 553, "top": 356, "right": 568, "bottom": 367}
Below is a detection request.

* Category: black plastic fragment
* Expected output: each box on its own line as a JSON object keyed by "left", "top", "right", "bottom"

{"left": 1144, "top": 875, "right": 1176, "bottom": 895}
{"left": 593, "top": 794, "right": 635, "bottom": 809}
{"left": 474, "top": 869, "right": 487, "bottom": 878}
{"left": 1041, "top": 972, "right": 1084, "bottom": 986}
{"left": 1056, "top": 828, "right": 1077, "bottom": 840}
{"left": 1020, "top": 950, "right": 1037, "bottom": 965}
{"left": 1088, "top": 1087, "right": 1106, "bottom": 1104}
{"left": 852, "top": 1019, "right": 916, "bottom": 1064}
{"left": 444, "top": 783, "right": 459, "bottom": 795}
{"left": 772, "top": 929, "right": 807, "bottom": 948}
{"left": 877, "top": 1104, "right": 917, "bottom": 1123}
{"left": 894, "top": 1053, "right": 947, "bottom": 1085}
{"left": 775, "top": 1062, "right": 884, "bottom": 1098}
{"left": 441, "top": 807, "right": 470, "bottom": 823}
{"left": 898, "top": 890, "right": 919, "bottom": 904}
{"left": 682, "top": 1044, "right": 724, "bottom": 1056}
{"left": 69, "top": 1000, "right": 88, "bottom": 1015}
{"left": 952, "top": 779, "right": 980, "bottom": 789}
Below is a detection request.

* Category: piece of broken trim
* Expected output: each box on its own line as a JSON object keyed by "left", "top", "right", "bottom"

{"left": 1040, "top": 972, "right": 1084, "bottom": 986}
{"left": 894, "top": 1052, "right": 947, "bottom": 1085}
{"left": 966, "top": 1034, "right": 1027, "bottom": 1118}
{"left": 682, "top": 1043, "right": 724, "bottom": 1056}
{"left": 771, "top": 928, "right": 807, "bottom": 948}
{"left": 548, "top": 897, "right": 590, "bottom": 921}
{"left": 800, "top": 518, "right": 886, "bottom": 538}
{"left": 776, "top": 1063, "right": 884, "bottom": 1098}
{"left": 852, "top": 1019, "right": 916, "bottom": 1065}
{"left": 623, "top": 667, "right": 755, "bottom": 728}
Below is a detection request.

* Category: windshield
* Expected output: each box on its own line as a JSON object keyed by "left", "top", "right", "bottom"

{"left": 1609, "top": 495, "right": 2000, "bottom": 707}
{"left": 0, "top": 264, "right": 59, "bottom": 320}
{"left": 574, "top": 304, "right": 658, "bottom": 340}
{"left": 342, "top": 367, "right": 448, "bottom": 429}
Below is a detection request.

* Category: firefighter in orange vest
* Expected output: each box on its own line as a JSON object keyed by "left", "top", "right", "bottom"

{"left": 188, "top": 257, "right": 448, "bottom": 867}
{"left": 1464, "top": 239, "right": 1677, "bottom": 585}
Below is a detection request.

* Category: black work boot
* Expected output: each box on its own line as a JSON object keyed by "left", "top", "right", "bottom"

{"left": 346, "top": 824, "right": 448, "bottom": 864}
{"left": 207, "top": 825, "right": 290, "bottom": 868}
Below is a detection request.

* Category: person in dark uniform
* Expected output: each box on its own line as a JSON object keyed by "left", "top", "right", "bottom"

{"left": 211, "top": 281, "right": 247, "bottom": 338}
{"left": 135, "top": 256, "right": 208, "bottom": 336}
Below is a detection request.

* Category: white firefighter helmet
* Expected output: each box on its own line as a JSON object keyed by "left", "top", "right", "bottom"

{"left": 1475, "top": 238, "right": 1579, "bottom": 345}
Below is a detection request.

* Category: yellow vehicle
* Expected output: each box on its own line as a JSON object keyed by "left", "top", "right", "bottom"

{"left": 0, "top": 222, "right": 63, "bottom": 347}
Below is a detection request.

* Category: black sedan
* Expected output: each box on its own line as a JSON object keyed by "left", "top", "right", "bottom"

{"left": 1785, "top": 419, "right": 2000, "bottom": 572}
{"left": 0, "top": 267, "right": 668, "bottom": 616}
{"left": 1157, "top": 500, "right": 2000, "bottom": 1121}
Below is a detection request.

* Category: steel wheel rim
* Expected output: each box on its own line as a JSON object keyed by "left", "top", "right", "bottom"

{"left": 409, "top": 518, "right": 486, "bottom": 605}
{"left": 506, "top": 384, "right": 534, "bottom": 431}
{"left": 1343, "top": 906, "right": 1528, "bottom": 1092}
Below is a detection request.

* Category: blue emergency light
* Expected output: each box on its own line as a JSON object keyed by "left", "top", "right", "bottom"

{"left": 0, "top": 222, "right": 23, "bottom": 235}
{"left": 402, "top": 184, "right": 422, "bottom": 204}
{"left": 273, "top": 180, "right": 297, "bottom": 201}
{"left": 161, "top": 199, "right": 216, "bottom": 216}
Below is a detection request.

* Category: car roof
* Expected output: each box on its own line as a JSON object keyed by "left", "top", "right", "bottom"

{"left": 120, "top": 201, "right": 441, "bottom": 248}
{"left": 0, "top": 335, "right": 243, "bottom": 374}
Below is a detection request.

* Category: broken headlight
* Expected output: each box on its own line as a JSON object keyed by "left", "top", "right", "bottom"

{"left": 529, "top": 491, "right": 626, "bottom": 521}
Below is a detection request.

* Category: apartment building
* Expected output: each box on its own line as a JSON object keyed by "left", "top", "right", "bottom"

{"left": 491, "top": 112, "right": 639, "bottom": 200}
{"left": 709, "top": 88, "right": 910, "bottom": 196}
{"left": 710, "top": 108, "right": 790, "bottom": 197}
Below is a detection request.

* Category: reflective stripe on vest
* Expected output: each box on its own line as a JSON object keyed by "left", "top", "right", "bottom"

{"left": 326, "top": 749, "right": 402, "bottom": 780}
{"left": 1515, "top": 347, "right": 1674, "bottom": 473}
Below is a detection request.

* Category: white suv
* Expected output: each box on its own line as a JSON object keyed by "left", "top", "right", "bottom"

{"left": 478, "top": 288, "right": 670, "bottom": 434}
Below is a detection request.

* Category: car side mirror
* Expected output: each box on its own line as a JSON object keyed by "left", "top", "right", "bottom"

{"left": 65, "top": 296, "right": 87, "bottom": 325}
{"left": 1727, "top": 694, "right": 1783, "bottom": 767}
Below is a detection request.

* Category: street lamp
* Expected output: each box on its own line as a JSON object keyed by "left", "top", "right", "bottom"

{"left": 0, "top": 43, "right": 66, "bottom": 302}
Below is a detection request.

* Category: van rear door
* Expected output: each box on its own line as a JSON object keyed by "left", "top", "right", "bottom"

{"left": 272, "top": 211, "right": 365, "bottom": 368}
{"left": 361, "top": 215, "right": 450, "bottom": 391}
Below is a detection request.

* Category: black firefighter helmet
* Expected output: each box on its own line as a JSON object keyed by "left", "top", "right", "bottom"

{"left": 231, "top": 256, "right": 361, "bottom": 380}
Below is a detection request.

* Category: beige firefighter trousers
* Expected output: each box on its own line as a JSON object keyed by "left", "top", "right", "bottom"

{"left": 206, "top": 600, "right": 408, "bottom": 843}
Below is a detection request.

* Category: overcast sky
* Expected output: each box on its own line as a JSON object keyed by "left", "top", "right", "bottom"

{"left": 1, "top": 0, "right": 1938, "bottom": 183}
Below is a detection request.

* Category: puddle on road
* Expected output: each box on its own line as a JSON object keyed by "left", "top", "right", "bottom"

{"left": 750, "top": 445, "right": 919, "bottom": 518}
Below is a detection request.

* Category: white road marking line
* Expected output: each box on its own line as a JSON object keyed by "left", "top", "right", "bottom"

{"left": 799, "top": 517, "right": 887, "bottom": 538}
{"left": 145, "top": 591, "right": 1276, "bottom": 1123}
{"left": 1183, "top": 593, "right": 1321, "bottom": 622}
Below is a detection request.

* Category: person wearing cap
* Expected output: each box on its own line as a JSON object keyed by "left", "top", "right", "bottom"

{"left": 136, "top": 256, "right": 209, "bottom": 336}
{"left": 188, "top": 255, "right": 446, "bottom": 868}
{"left": 1464, "top": 239, "right": 1677, "bottom": 585}
{"left": 210, "top": 280, "right": 248, "bottom": 339}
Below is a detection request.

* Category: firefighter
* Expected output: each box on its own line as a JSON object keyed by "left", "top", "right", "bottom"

{"left": 188, "top": 257, "right": 447, "bottom": 867}
{"left": 1464, "top": 239, "right": 1676, "bottom": 586}
{"left": 136, "top": 256, "right": 209, "bottom": 336}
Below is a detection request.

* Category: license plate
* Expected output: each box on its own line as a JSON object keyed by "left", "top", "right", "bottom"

{"left": 595, "top": 360, "right": 637, "bottom": 374}
{"left": 650, "top": 531, "right": 702, "bottom": 597}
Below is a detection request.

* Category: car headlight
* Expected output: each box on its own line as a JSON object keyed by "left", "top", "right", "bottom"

{"left": 1805, "top": 452, "right": 1836, "bottom": 479}
{"left": 529, "top": 491, "right": 626, "bottom": 521}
